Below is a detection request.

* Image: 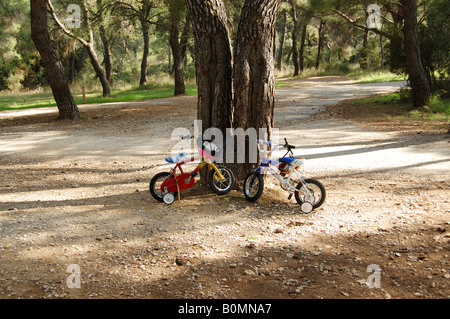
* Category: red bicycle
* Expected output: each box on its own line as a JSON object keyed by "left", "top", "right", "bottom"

{"left": 149, "top": 135, "right": 235, "bottom": 204}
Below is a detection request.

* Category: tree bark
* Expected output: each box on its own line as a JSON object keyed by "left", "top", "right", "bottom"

{"left": 276, "top": 10, "right": 286, "bottom": 70}
{"left": 185, "top": 0, "right": 233, "bottom": 133}
{"left": 169, "top": 26, "right": 186, "bottom": 95}
{"left": 186, "top": 0, "right": 281, "bottom": 182}
{"left": 180, "top": 17, "right": 191, "bottom": 65}
{"left": 360, "top": 11, "right": 370, "bottom": 69}
{"left": 86, "top": 42, "right": 111, "bottom": 97}
{"left": 68, "top": 41, "right": 76, "bottom": 84}
{"left": 290, "top": 0, "right": 300, "bottom": 76}
{"left": 168, "top": 3, "right": 186, "bottom": 96}
{"left": 185, "top": 0, "right": 233, "bottom": 184}
{"left": 400, "top": 0, "right": 430, "bottom": 107}
{"left": 30, "top": 0, "right": 79, "bottom": 120}
{"left": 99, "top": 29, "right": 113, "bottom": 86}
{"left": 232, "top": 0, "right": 281, "bottom": 179}
{"left": 140, "top": 19, "right": 150, "bottom": 86}
{"left": 98, "top": 0, "right": 113, "bottom": 85}
{"left": 299, "top": 23, "right": 307, "bottom": 72}
{"left": 315, "top": 19, "right": 325, "bottom": 70}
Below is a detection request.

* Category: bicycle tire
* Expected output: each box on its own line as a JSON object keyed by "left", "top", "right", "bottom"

{"left": 208, "top": 165, "right": 235, "bottom": 195}
{"left": 149, "top": 172, "right": 176, "bottom": 202}
{"left": 243, "top": 171, "right": 264, "bottom": 202}
{"left": 294, "top": 178, "right": 326, "bottom": 209}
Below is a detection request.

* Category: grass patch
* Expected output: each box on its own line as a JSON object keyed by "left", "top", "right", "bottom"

{"left": 0, "top": 83, "right": 197, "bottom": 112}
{"left": 337, "top": 92, "right": 450, "bottom": 133}
{"left": 275, "top": 65, "right": 407, "bottom": 84}
{"left": 351, "top": 71, "right": 407, "bottom": 83}
{"left": 275, "top": 80, "right": 290, "bottom": 89}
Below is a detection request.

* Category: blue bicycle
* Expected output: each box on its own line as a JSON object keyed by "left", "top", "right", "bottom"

{"left": 243, "top": 138, "right": 326, "bottom": 213}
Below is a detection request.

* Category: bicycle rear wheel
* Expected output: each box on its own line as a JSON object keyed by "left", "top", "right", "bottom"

{"left": 149, "top": 172, "right": 176, "bottom": 202}
{"left": 294, "top": 178, "right": 326, "bottom": 209}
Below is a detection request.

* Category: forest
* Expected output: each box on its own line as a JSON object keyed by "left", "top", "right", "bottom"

{"left": 1, "top": 0, "right": 448, "bottom": 119}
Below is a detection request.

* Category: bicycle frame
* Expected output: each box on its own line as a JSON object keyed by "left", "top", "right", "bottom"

{"left": 251, "top": 140, "right": 312, "bottom": 197}
{"left": 167, "top": 152, "right": 225, "bottom": 182}
{"left": 253, "top": 160, "right": 306, "bottom": 194}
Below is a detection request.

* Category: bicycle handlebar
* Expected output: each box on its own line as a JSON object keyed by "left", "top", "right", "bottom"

{"left": 258, "top": 139, "right": 296, "bottom": 151}
{"left": 284, "top": 138, "right": 296, "bottom": 149}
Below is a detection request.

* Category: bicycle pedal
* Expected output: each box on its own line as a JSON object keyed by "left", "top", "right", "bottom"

{"left": 288, "top": 194, "right": 292, "bottom": 200}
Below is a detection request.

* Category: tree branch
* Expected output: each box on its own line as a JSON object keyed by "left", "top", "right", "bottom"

{"left": 46, "top": 0, "right": 89, "bottom": 47}
{"left": 333, "top": 9, "right": 393, "bottom": 40}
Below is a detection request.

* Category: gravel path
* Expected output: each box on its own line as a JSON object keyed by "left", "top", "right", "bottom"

{"left": 0, "top": 77, "right": 448, "bottom": 299}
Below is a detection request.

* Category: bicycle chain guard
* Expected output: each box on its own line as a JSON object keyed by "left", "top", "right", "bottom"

{"left": 161, "top": 173, "right": 195, "bottom": 193}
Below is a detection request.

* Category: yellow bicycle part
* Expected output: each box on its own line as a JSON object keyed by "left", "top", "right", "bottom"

{"left": 200, "top": 158, "right": 226, "bottom": 181}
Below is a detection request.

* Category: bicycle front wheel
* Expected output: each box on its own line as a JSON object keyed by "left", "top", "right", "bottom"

{"left": 209, "top": 165, "right": 235, "bottom": 195}
{"left": 243, "top": 171, "right": 264, "bottom": 202}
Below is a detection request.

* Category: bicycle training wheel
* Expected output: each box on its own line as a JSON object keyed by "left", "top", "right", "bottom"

{"left": 209, "top": 165, "right": 235, "bottom": 195}
{"left": 149, "top": 172, "right": 176, "bottom": 202}
{"left": 243, "top": 171, "right": 264, "bottom": 202}
{"left": 294, "top": 178, "right": 326, "bottom": 210}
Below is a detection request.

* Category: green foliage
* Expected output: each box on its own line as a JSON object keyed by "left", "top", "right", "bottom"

{"left": 354, "top": 71, "right": 406, "bottom": 83}
{"left": 352, "top": 91, "right": 450, "bottom": 123}
{"left": 428, "top": 94, "right": 450, "bottom": 116}
{"left": 419, "top": 0, "right": 450, "bottom": 79}
{"left": 0, "top": 0, "right": 447, "bottom": 117}
{"left": 0, "top": 0, "right": 33, "bottom": 90}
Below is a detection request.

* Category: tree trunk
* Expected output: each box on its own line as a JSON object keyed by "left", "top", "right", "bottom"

{"left": 98, "top": 0, "right": 113, "bottom": 85}
{"left": 186, "top": 0, "right": 281, "bottom": 183}
{"left": 285, "top": 47, "right": 293, "bottom": 64}
{"left": 180, "top": 17, "right": 191, "bottom": 64}
{"left": 232, "top": 0, "right": 281, "bottom": 179}
{"left": 360, "top": 14, "right": 370, "bottom": 69}
{"left": 315, "top": 19, "right": 324, "bottom": 70}
{"left": 68, "top": 41, "right": 75, "bottom": 84}
{"left": 185, "top": 0, "right": 233, "bottom": 184}
{"left": 380, "top": 34, "right": 384, "bottom": 68}
{"left": 168, "top": 4, "right": 186, "bottom": 96}
{"left": 169, "top": 25, "right": 186, "bottom": 95}
{"left": 299, "top": 23, "right": 307, "bottom": 72}
{"left": 290, "top": 1, "right": 300, "bottom": 76}
{"left": 276, "top": 10, "right": 286, "bottom": 70}
{"left": 86, "top": 42, "right": 111, "bottom": 97}
{"left": 185, "top": 0, "right": 233, "bottom": 133}
{"left": 400, "top": 0, "right": 430, "bottom": 107}
{"left": 30, "top": 0, "right": 79, "bottom": 120}
{"left": 99, "top": 29, "right": 113, "bottom": 85}
{"left": 140, "top": 19, "right": 150, "bottom": 86}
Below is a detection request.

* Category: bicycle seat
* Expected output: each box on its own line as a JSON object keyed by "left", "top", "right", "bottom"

{"left": 279, "top": 156, "right": 305, "bottom": 167}
{"left": 165, "top": 153, "right": 186, "bottom": 163}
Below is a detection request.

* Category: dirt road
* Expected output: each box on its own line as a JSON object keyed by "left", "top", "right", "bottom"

{"left": 0, "top": 76, "right": 449, "bottom": 299}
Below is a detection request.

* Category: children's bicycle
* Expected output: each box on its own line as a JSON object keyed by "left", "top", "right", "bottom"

{"left": 243, "top": 138, "right": 326, "bottom": 213}
{"left": 149, "top": 135, "right": 235, "bottom": 204}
